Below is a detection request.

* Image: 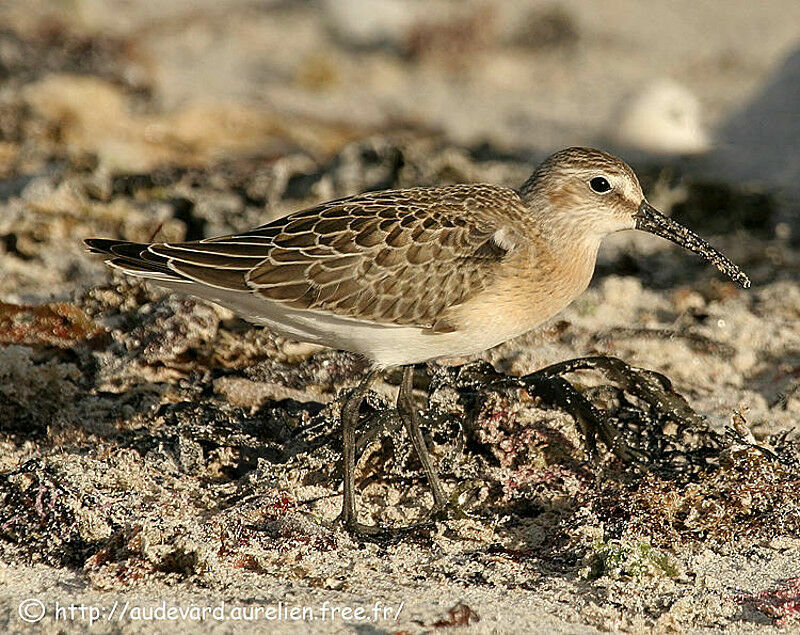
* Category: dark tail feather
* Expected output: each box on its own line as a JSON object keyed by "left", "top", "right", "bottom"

{"left": 84, "top": 237, "right": 131, "bottom": 255}
{"left": 84, "top": 238, "right": 177, "bottom": 279}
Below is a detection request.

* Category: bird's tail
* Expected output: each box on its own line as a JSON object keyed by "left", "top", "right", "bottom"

{"left": 83, "top": 238, "right": 184, "bottom": 282}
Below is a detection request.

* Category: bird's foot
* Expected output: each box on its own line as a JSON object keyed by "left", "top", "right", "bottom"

{"left": 333, "top": 511, "right": 441, "bottom": 540}
{"left": 332, "top": 509, "right": 389, "bottom": 537}
{"left": 424, "top": 480, "right": 480, "bottom": 522}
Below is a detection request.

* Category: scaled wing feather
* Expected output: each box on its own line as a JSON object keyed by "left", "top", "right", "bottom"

{"left": 86, "top": 184, "right": 527, "bottom": 330}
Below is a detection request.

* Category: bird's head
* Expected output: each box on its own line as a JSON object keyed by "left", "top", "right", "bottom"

{"left": 520, "top": 147, "right": 750, "bottom": 288}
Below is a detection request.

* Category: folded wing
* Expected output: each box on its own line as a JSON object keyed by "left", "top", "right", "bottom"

{"left": 85, "top": 184, "right": 526, "bottom": 332}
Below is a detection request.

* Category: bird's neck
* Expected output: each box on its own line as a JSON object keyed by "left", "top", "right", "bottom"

{"left": 523, "top": 220, "right": 601, "bottom": 305}
{"left": 549, "top": 233, "right": 599, "bottom": 284}
{"left": 520, "top": 192, "right": 604, "bottom": 292}
{"left": 526, "top": 209, "right": 602, "bottom": 270}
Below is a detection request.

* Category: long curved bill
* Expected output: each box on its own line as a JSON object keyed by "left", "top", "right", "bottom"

{"left": 635, "top": 200, "right": 751, "bottom": 289}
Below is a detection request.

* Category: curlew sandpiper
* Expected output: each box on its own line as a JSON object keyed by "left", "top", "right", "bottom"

{"left": 85, "top": 147, "right": 750, "bottom": 534}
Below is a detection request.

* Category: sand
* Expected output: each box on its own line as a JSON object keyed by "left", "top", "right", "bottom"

{"left": 0, "top": 1, "right": 799, "bottom": 632}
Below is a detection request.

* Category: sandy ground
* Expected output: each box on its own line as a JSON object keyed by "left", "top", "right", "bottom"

{"left": 1, "top": 1, "right": 800, "bottom": 632}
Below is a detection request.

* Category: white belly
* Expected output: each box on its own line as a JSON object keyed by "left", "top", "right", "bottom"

{"left": 153, "top": 281, "right": 548, "bottom": 368}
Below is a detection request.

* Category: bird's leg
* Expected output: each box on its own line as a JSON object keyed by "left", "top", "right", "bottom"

{"left": 396, "top": 365, "right": 451, "bottom": 515}
{"left": 335, "top": 369, "right": 380, "bottom": 534}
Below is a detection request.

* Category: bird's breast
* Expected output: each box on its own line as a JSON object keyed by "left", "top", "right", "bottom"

{"left": 450, "top": 241, "right": 598, "bottom": 341}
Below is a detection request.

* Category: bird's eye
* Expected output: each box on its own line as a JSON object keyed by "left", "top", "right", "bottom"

{"left": 590, "top": 176, "right": 612, "bottom": 193}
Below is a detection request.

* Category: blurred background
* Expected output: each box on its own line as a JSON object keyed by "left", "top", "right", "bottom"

{"left": 3, "top": 5, "right": 800, "bottom": 618}
{"left": 1, "top": 0, "right": 799, "bottom": 300}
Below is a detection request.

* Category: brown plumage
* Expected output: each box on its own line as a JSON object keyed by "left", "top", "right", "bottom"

{"left": 88, "top": 183, "right": 528, "bottom": 335}
{"left": 84, "top": 146, "right": 750, "bottom": 534}
{"left": 85, "top": 146, "right": 749, "bottom": 368}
